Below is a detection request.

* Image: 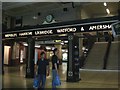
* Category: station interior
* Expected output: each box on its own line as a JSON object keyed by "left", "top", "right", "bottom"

{"left": 1, "top": 2, "right": 120, "bottom": 89}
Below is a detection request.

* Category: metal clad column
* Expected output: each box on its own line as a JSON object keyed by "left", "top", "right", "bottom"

{"left": 67, "top": 34, "right": 73, "bottom": 82}
{"left": 67, "top": 34, "right": 80, "bottom": 82}
{"left": 26, "top": 37, "right": 35, "bottom": 78}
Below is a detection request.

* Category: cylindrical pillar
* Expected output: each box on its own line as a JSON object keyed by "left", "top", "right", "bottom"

{"left": 26, "top": 37, "right": 35, "bottom": 78}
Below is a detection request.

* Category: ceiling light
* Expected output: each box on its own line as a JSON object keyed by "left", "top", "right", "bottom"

{"left": 62, "top": 49, "right": 65, "bottom": 52}
{"left": 64, "top": 41, "right": 68, "bottom": 43}
{"left": 104, "top": 2, "right": 107, "bottom": 6}
{"left": 52, "top": 47, "right": 55, "bottom": 50}
{"left": 46, "top": 46, "right": 51, "bottom": 50}
{"left": 23, "top": 43, "right": 28, "bottom": 46}
{"left": 61, "top": 42, "right": 64, "bottom": 45}
{"left": 20, "top": 60, "right": 23, "bottom": 63}
{"left": 75, "top": 46, "right": 77, "bottom": 48}
{"left": 35, "top": 45, "right": 40, "bottom": 48}
{"left": 86, "top": 49, "right": 88, "bottom": 51}
{"left": 84, "top": 52, "right": 87, "bottom": 54}
{"left": 106, "top": 8, "right": 110, "bottom": 14}
{"left": 55, "top": 40, "right": 61, "bottom": 42}
{"left": 82, "top": 47, "right": 85, "bottom": 51}
{"left": 59, "top": 34, "right": 66, "bottom": 36}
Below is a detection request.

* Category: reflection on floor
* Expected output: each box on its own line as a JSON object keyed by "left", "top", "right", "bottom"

{"left": 3, "top": 63, "right": 118, "bottom": 88}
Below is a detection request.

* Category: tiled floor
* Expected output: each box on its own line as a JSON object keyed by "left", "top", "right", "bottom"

{"left": 2, "top": 63, "right": 119, "bottom": 89}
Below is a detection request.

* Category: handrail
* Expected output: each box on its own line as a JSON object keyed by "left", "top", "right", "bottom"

{"left": 103, "top": 40, "right": 111, "bottom": 69}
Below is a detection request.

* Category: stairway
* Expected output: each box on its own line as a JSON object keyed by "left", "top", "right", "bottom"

{"left": 84, "top": 42, "right": 108, "bottom": 69}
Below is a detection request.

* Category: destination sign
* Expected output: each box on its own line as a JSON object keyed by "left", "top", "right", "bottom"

{"left": 19, "top": 32, "right": 32, "bottom": 36}
{"left": 3, "top": 22, "right": 115, "bottom": 38}
{"left": 57, "top": 28, "right": 77, "bottom": 34}
{"left": 5, "top": 33, "right": 17, "bottom": 38}
{"left": 35, "top": 30, "right": 53, "bottom": 35}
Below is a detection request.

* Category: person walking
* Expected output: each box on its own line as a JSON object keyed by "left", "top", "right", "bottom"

{"left": 51, "top": 48, "right": 60, "bottom": 89}
{"left": 35, "top": 52, "right": 50, "bottom": 89}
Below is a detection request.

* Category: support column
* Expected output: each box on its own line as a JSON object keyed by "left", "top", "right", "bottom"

{"left": 11, "top": 42, "right": 20, "bottom": 66}
{"left": 2, "top": 41, "right": 4, "bottom": 74}
{"left": 55, "top": 44, "right": 62, "bottom": 64}
{"left": 7, "top": 41, "right": 14, "bottom": 66}
{"left": 26, "top": 37, "right": 35, "bottom": 78}
{"left": 79, "top": 36, "right": 84, "bottom": 68}
{"left": 79, "top": 37, "right": 83, "bottom": 57}
{"left": 96, "top": 31, "right": 100, "bottom": 42}
{"left": 67, "top": 34, "right": 80, "bottom": 82}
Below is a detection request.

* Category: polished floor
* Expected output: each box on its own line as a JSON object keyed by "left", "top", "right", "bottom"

{"left": 3, "top": 63, "right": 119, "bottom": 89}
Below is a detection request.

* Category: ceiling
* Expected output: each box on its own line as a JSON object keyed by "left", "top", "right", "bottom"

{"left": 3, "top": 2, "right": 33, "bottom": 10}
{"left": 2, "top": 2, "right": 119, "bottom": 18}
{"left": 82, "top": 2, "right": 119, "bottom": 18}
{"left": 2, "top": 2, "right": 92, "bottom": 16}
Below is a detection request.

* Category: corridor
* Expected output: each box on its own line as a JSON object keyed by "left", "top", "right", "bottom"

{"left": 3, "top": 63, "right": 119, "bottom": 89}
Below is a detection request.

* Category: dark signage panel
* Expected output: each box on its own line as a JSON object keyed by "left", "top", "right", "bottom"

{"left": 3, "top": 22, "right": 114, "bottom": 39}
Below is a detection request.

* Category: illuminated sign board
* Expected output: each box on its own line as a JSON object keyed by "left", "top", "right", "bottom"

{"left": 79, "top": 23, "right": 112, "bottom": 32}
{"left": 5, "top": 33, "right": 17, "bottom": 38}
{"left": 88, "top": 24, "right": 111, "bottom": 31}
{"left": 19, "top": 32, "right": 32, "bottom": 36}
{"left": 56, "top": 28, "right": 77, "bottom": 34}
{"left": 3, "top": 22, "right": 114, "bottom": 39}
{"left": 35, "top": 30, "right": 53, "bottom": 35}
